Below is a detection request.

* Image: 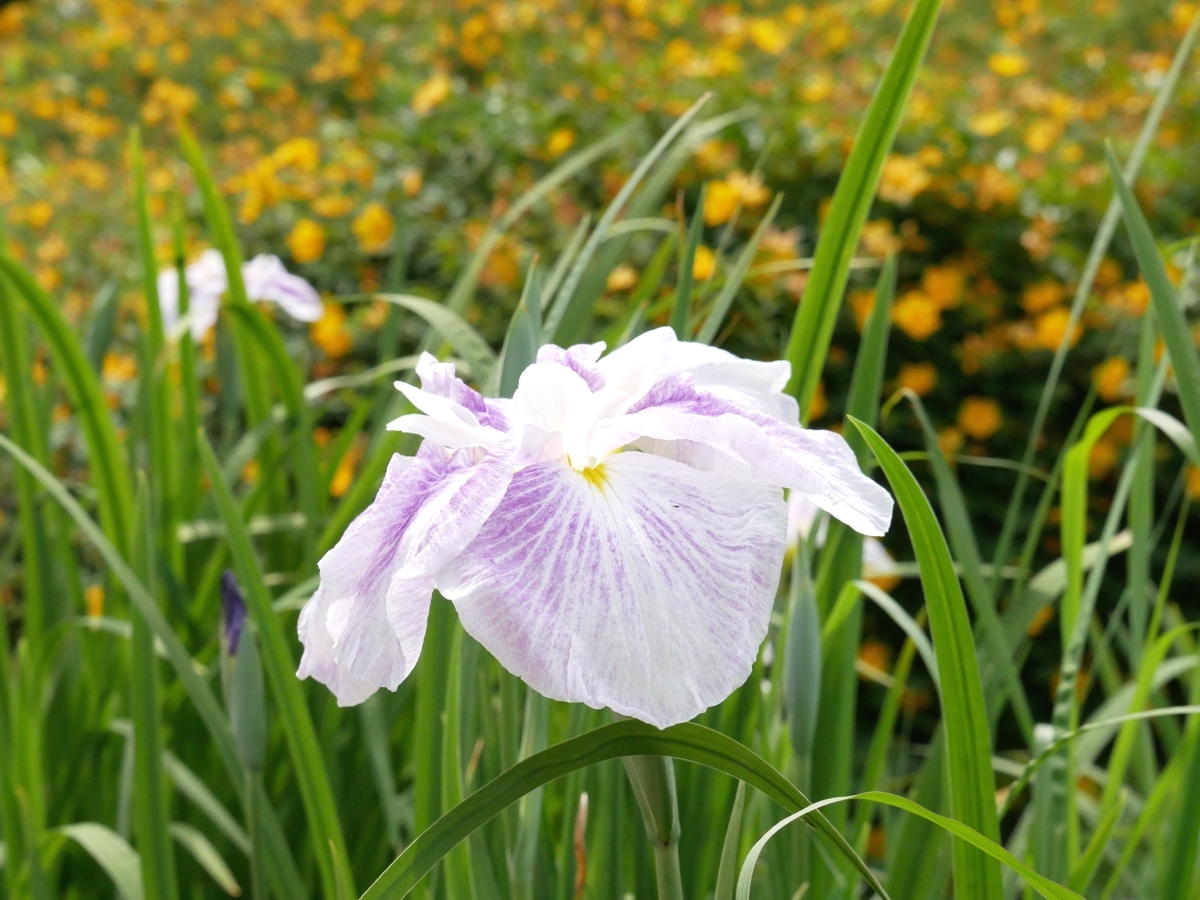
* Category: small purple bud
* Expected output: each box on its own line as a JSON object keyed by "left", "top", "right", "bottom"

{"left": 221, "top": 570, "right": 247, "bottom": 656}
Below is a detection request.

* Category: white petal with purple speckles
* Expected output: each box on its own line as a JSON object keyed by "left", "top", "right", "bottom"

{"left": 436, "top": 452, "right": 787, "bottom": 729}
{"left": 242, "top": 254, "right": 323, "bottom": 322}
{"left": 297, "top": 436, "right": 517, "bottom": 705}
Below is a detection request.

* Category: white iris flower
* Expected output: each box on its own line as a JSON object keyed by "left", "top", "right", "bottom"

{"left": 298, "top": 327, "right": 894, "bottom": 728}
{"left": 157, "top": 249, "right": 323, "bottom": 341}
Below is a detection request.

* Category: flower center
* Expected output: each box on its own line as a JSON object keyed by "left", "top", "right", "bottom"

{"left": 580, "top": 464, "right": 608, "bottom": 488}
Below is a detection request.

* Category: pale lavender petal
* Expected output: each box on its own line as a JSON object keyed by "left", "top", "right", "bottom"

{"left": 242, "top": 254, "right": 323, "bottom": 322}
{"left": 536, "top": 342, "right": 607, "bottom": 391}
{"left": 415, "top": 353, "right": 510, "bottom": 430}
{"left": 437, "top": 452, "right": 787, "bottom": 729}
{"left": 597, "top": 378, "right": 892, "bottom": 536}
{"left": 390, "top": 380, "right": 505, "bottom": 450}
{"left": 157, "top": 267, "right": 181, "bottom": 335}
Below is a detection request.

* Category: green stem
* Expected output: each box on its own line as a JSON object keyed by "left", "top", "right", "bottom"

{"left": 621, "top": 750, "right": 684, "bottom": 900}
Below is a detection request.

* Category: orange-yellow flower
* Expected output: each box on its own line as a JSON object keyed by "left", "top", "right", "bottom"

{"left": 1092, "top": 356, "right": 1130, "bottom": 402}
{"left": 891, "top": 291, "right": 942, "bottom": 341}
{"left": 311, "top": 302, "right": 353, "bottom": 358}
{"left": 691, "top": 245, "right": 716, "bottom": 282}
{"left": 878, "top": 155, "right": 932, "bottom": 205}
{"left": 897, "top": 362, "right": 937, "bottom": 396}
{"left": 1187, "top": 465, "right": 1200, "bottom": 501}
{"left": 988, "top": 52, "right": 1029, "bottom": 78}
{"left": 1022, "top": 280, "right": 1066, "bottom": 314}
{"left": 958, "top": 397, "right": 1003, "bottom": 441}
{"left": 288, "top": 218, "right": 326, "bottom": 264}
{"left": 1035, "top": 307, "right": 1081, "bottom": 350}
{"left": 606, "top": 264, "right": 638, "bottom": 292}
{"left": 412, "top": 72, "right": 452, "bottom": 115}
{"left": 85, "top": 584, "right": 104, "bottom": 618}
{"left": 546, "top": 127, "right": 576, "bottom": 159}
{"left": 353, "top": 203, "right": 395, "bottom": 254}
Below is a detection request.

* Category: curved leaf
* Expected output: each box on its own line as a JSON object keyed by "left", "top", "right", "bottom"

{"left": 59, "top": 823, "right": 144, "bottom": 900}
{"left": 368, "top": 293, "right": 496, "bottom": 383}
{"left": 735, "top": 792, "right": 1081, "bottom": 900}
{"left": 849, "top": 418, "right": 1002, "bottom": 900}
{"left": 357, "top": 720, "right": 888, "bottom": 900}
{"left": 0, "top": 254, "right": 132, "bottom": 552}
{"left": 170, "top": 823, "right": 242, "bottom": 897}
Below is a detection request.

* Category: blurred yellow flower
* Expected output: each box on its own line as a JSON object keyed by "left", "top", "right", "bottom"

{"left": 1034, "top": 306, "right": 1081, "bottom": 350}
{"left": 1093, "top": 356, "right": 1130, "bottom": 402}
{"left": 988, "top": 52, "right": 1030, "bottom": 77}
{"left": 1024, "top": 118, "right": 1063, "bottom": 154}
{"left": 85, "top": 584, "right": 104, "bottom": 619}
{"left": 402, "top": 168, "right": 424, "bottom": 197}
{"left": 313, "top": 194, "right": 355, "bottom": 217}
{"left": 969, "top": 109, "right": 1013, "bottom": 137}
{"left": 808, "top": 381, "right": 828, "bottom": 421}
{"left": 1187, "top": 464, "right": 1200, "bottom": 501}
{"left": 546, "top": 127, "right": 576, "bottom": 159}
{"left": 606, "top": 264, "right": 638, "bottom": 292}
{"left": 859, "top": 220, "right": 902, "bottom": 257}
{"left": 288, "top": 218, "right": 326, "bottom": 264}
{"left": 878, "top": 155, "right": 931, "bottom": 205}
{"left": 412, "top": 71, "right": 452, "bottom": 115}
{"left": 1088, "top": 436, "right": 1119, "bottom": 479}
{"left": 102, "top": 352, "right": 138, "bottom": 383}
{"left": 695, "top": 139, "right": 739, "bottom": 174}
{"left": 329, "top": 439, "right": 364, "bottom": 498}
{"left": 897, "top": 362, "right": 938, "bottom": 396}
{"left": 958, "top": 397, "right": 1002, "bottom": 441}
{"left": 272, "top": 137, "right": 321, "bottom": 172}
{"left": 311, "top": 302, "right": 353, "bottom": 358}
{"left": 0, "top": 110, "right": 16, "bottom": 138}
{"left": 1022, "top": 280, "right": 1066, "bottom": 314}
{"left": 892, "top": 290, "right": 942, "bottom": 340}
{"left": 748, "top": 18, "right": 790, "bottom": 55}
{"left": 692, "top": 245, "right": 716, "bottom": 282}
{"left": 704, "top": 179, "right": 740, "bottom": 226}
{"left": 353, "top": 203, "right": 395, "bottom": 254}
{"left": 922, "top": 264, "right": 964, "bottom": 309}
{"left": 939, "top": 425, "right": 964, "bottom": 459}
{"left": 27, "top": 200, "right": 54, "bottom": 229}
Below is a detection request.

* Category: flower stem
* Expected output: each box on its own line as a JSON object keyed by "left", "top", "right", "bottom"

{"left": 622, "top": 753, "right": 685, "bottom": 900}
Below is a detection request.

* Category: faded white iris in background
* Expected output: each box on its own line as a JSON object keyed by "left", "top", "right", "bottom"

{"left": 157, "top": 248, "right": 322, "bottom": 341}
{"left": 298, "top": 328, "right": 893, "bottom": 728}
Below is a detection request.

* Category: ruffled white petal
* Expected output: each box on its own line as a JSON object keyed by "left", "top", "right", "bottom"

{"left": 600, "top": 401, "right": 893, "bottom": 536}
{"left": 437, "top": 452, "right": 787, "bottom": 729}
{"left": 242, "top": 254, "right": 323, "bottom": 322}
{"left": 156, "top": 249, "right": 227, "bottom": 342}
{"left": 297, "top": 438, "right": 518, "bottom": 705}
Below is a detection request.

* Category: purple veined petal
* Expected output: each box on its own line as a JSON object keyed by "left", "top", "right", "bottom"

{"left": 536, "top": 341, "right": 607, "bottom": 391}
{"left": 415, "top": 353, "right": 510, "bottom": 431}
{"left": 242, "top": 254, "right": 323, "bottom": 322}
{"left": 436, "top": 451, "right": 788, "bottom": 729}
{"left": 298, "top": 434, "right": 521, "bottom": 706}
{"left": 597, "top": 382, "right": 893, "bottom": 536}
{"left": 298, "top": 451, "right": 431, "bottom": 705}
{"left": 389, "top": 381, "right": 506, "bottom": 450}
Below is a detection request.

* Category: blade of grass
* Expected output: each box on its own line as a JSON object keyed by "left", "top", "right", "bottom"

{"left": 440, "top": 626, "right": 475, "bottom": 900}
{"left": 900, "top": 390, "right": 1034, "bottom": 742}
{"left": 357, "top": 720, "right": 888, "bottom": 900}
{"left": 196, "top": 432, "right": 354, "bottom": 900}
{"left": 736, "top": 792, "right": 1080, "bottom": 900}
{"left": 130, "top": 485, "right": 179, "bottom": 900}
{"left": 60, "top": 823, "right": 145, "bottom": 900}
{"left": 1106, "top": 145, "right": 1200, "bottom": 446}
{"left": 849, "top": 418, "right": 1003, "bottom": 900}
{"left": 169, "top": 823, "right": 242, "bottom": 897}
{"left": 670, "top": 185, "right": 707, "bottom": 340}
{"left": 695, "top": 194, "right": 782, "bottom": 345}
{"left": 549, "top": 94, "right": 711, "bottom": 343}
{"left": 130, "top": 127, "right": 178, "bottom": 577}
{"left": 0, "top": 235, "right": 54, "bottom": 641}
{"left": 783, "top": 0, "right": 942, "bottom": 417}
{"left": 713, "top": 781, "right": 747, "bottom": 900}
{"left": 0, "top": 255, "right": 133, "bottom": 556}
